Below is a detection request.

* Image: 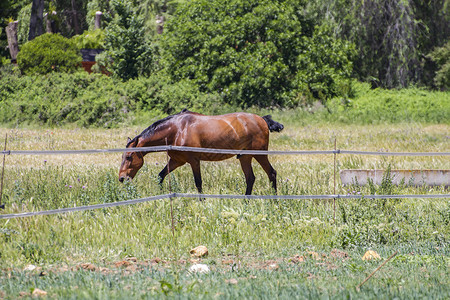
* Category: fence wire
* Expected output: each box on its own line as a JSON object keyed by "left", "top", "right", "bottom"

{"left": 0, "top": 193, "right": 448, "bottom": 220}
{"left": 1, "top": 146, "right": 449, "bottom": 156}
{"left": 0, "top": 145, "right": 448, "bottom": 220}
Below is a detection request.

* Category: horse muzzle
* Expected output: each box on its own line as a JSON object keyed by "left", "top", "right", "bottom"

{"left": 119, "top": 176, "right": 131, "bottom": 183}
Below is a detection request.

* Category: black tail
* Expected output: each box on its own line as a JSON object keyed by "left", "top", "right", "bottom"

{"left": 262, "top": 115, "right": 284, "bottom": 132}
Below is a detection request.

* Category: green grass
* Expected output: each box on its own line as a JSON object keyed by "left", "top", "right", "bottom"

{"left": 1, "top": 250, "right": 448, "bottom": 299}
{"left": 0, "top": 122, "right": 449, "bottom": 299}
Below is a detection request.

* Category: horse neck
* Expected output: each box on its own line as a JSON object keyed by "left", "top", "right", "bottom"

{"left": 137, "top": 125, "right": 176, "bottom": 150}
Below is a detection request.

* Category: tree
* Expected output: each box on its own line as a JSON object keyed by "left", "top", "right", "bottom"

{"left": 161, "top": 0, "right": 354, "bottom": 107}
{"left": 29, "top": 0, "right": 45, "bottom": 40}
{"left": 102, "top": 0, "right": 154, "bottom": 80}
{"left": 307, "top": 0, "right": 450, "bottom": 89}
{"left": 428, "top": 41, "right": 450, "bottom": 90}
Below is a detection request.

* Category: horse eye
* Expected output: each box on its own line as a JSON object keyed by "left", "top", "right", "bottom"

{"left": 126, "top": 156, "right": 132, "bottom": 161}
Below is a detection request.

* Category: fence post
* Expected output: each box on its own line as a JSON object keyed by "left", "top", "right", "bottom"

{"left": 95, "top": 11, "right": 102, "bottom": 30}
{"left": 0, "top": 134, "right": 8, "bottom": 209}
{"left": 165, "top": 138, "right": 175, "bottom": 237}
{"left": 6, "top": 21, "right": 19, "bottom": 63}
{"left": 333, "top": 138, "right": 337, "bottom": 223}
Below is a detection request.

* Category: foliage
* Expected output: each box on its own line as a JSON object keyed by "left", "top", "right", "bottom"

{"left": 0, "top": 67, "right": 449, "bottom": 127}
{"left": 16, "top": 3, "right": 32, "bottom": 46}
{"left": 0, "top": 70, "right": 224, "bottom": 127}
{"left": 0, "top": 72, "right": 128, "bottom": 127}
{"left": 71, "top": 29, "right": 105, "bottom": 49}
{"left": 86, "top": 0, "right": 113, "bottom": 31}
{"left": 102, "top": 0, "right": 154, "bottom": 80}
{"left": 161, "top": 0, "right": 354, "bottom": 107}
{"left": 293, "top": 25, "right": 355, "bottom": 103}
{"left": 126, "top": 74, "right": 223, "bottom": 116}
{"left": 135, "top": 0, "right": 188, "bottom": 35}
{"left": 306, "top": 0, "right": 450, "bottom": 89}
{"left": 16, "top": 33, "right": 81, "bottom": 75}
{"left": 327, "top": 82, "right": 450, "bottom": 124}
{"left": 428, "top": 41, "right": 450, "bottom": 90}
{"left": 1, "top": 0, "right": 450, "bottom": 91}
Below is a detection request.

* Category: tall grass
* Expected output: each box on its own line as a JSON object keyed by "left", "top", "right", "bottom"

{"left": 0, "top": 122, "right": 448, "bottom": 298}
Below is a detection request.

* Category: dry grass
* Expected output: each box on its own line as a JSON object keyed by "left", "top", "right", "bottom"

{"left": 1, "top": 123, "right": 448, "bottom": 169}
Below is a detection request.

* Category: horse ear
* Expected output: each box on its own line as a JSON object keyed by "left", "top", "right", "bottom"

{"left": 127, "top": 137, "right": 131, "bottom": 142}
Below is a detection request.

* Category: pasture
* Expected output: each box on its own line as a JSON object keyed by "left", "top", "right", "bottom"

{"left": 0, "top": 121, "right": 449, "bottom": 299}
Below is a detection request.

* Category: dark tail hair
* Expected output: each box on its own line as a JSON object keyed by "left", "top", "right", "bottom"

{"left": 262, "top": 115, "right": 284, "bottom": 132}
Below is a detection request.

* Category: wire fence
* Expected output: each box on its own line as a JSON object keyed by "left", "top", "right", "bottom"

{"left": 0, "top": 193, "right": 447, "bottom": 220}
{"left": 1, "top": 146, "right": 450, "bottom": 156}
{"left": 0, "top": 145, "right": 449, "bottom": 220}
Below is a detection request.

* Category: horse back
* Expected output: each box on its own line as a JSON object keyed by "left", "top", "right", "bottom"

{"left": 174, "top": 112, "right": 269, "bottom": 151}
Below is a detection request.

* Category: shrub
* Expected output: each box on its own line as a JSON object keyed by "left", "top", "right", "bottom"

{"left": 0, "top": 71, "right": 129, "bottom": 127}
{"left": 428, "top": 41, "right": 450, "bottom": 90}
{"left": 0, "top": 70, "right": 224, "bottom": 128}
{"left": 292, "top": 25, "right": 355, "bottom": 105}
{"left": 71, "top": 29, "right": 106, "bottom": 50}
{"left": 326, "top": 82, "right": 450, "bottom": 124}
{"left": 17, "top": 33, "right": 82, "bottom": 75}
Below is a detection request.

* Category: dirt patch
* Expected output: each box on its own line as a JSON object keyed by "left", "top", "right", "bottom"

{"left": 2, "top": 250, "right": 354, "bottom": 277}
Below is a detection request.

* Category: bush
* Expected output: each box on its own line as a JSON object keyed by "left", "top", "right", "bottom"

{"left": 0, "top": 71, "right": 129, "bottom": 127}
{"left": 428, "top": 41, "right": 450, "bottom": 90}
{"left": 71, "top": 29, "right": 105, "bottom": 50}
{"left": 0, "top": 70, "right": 224, "bottom": 128}
{"left": 327, "top": 82, "right": 450, "bottom": 124}
{"left": 126, "top": 74, "right": 223, "bottom": 116}
{"left": 17, "top": 33, "right": 82, "bottom": 75}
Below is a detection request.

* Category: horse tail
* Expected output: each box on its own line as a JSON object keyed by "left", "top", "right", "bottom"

{"left": 262, "top": 115, "right": 284, "bottom": 132}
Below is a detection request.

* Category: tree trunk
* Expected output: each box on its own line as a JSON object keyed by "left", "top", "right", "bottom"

{"left": 72, "top": 0, "right": 80, "bottom": 34}
{"left": 29, "top": 0, "right": 45, "bottom": 41}
{"left": 6, "top": 21, "right": 19, "bottom": 62}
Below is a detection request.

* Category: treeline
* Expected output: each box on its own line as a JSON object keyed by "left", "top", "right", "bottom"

{"left": 0, "top": 0, "right": 449, "bottom": 122}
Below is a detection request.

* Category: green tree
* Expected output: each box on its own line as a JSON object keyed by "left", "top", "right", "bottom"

{"left": 161, "top": 0, "right": 354, "bottom": 107}
{"left": 102, "top": 0, "right": 154, "bottom": 80}
{"left": 307, "top": 0, "right": 450, "bottom": 89}
{"left": 428, "top": 41, "right": 450, "bottom": 90}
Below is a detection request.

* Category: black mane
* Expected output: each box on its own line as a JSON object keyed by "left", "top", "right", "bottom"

{"left": 126, "top": 109, "right": 190, "bottom": 147}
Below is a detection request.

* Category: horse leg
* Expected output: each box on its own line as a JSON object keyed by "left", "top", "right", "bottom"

{"left": 254, "top": 155, "right": 277, "bottom": 193}
{"left": 189, "top": 159, "right": 203, "bottom": 194}
{"left": 158, "top": 158, "right": 185, "bottom": 185}
{"left": 239, "top": 155, "right": 255, "bottom": 195}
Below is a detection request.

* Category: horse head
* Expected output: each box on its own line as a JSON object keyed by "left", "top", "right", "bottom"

{"left": 118, "top": 137, "right": 144, "bottom": 183}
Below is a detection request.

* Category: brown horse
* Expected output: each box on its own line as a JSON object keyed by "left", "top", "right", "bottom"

{"left": 118, "top": 109, "right": 284, "bottom": 195}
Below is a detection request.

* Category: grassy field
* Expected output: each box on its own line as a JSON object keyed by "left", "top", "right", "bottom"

{"left": 0, "top": 122, "right": 449, "bottom": 299}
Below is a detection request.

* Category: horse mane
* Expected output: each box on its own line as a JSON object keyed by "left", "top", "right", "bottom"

{"left": 126, "top": 109, "right": 191, "bottom": 147}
